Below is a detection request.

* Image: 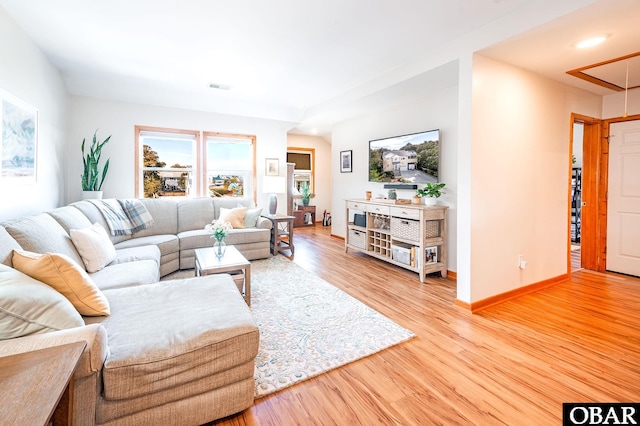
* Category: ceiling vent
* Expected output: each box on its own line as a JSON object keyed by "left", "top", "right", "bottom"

{"left": 208, "top": 82, "right": 232, "bottom": 91}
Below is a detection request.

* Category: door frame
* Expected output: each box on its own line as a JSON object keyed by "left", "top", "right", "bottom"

{"left": 570, "top": 113, "right": 640, "bottom": 274}
{"left": 569, "top": 113, "right": 601, "bottom": 272}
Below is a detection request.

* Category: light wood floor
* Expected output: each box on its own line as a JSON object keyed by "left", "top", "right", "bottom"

{"left": 212, "top": 226, "right": 640, "bottom": 426}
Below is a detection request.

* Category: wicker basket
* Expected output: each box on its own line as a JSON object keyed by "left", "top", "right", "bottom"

{"left": 425, "top": 220, "right": 440, "bottom": 238}
{"left": 348, "top": 228, "right": 366, "bottom": 249}
{"left": 391, "top": 217, "right": 419, "bottom": 242}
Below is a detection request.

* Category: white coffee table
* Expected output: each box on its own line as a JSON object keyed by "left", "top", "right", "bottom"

{"left": 194, "top": 245, "right": 251, "bottom": 306}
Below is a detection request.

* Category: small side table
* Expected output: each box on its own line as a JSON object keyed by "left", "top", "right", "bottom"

{"left": 0, "top": 341, "right": 86, "bottom": 426}
{"left": 261, "top": 214, "right": 295, "bottom": 256}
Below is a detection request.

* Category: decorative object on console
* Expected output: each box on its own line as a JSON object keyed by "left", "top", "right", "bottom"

{"left": 340, "top": 150, "right": 352, "bottom": 173}
{"left": 263, "top": 176, "right": 286, "bottom": 215}
{"left": 417, "top": 182, "right": 446, "bottom": 206}
{"left": 81, "top": 129, "right": 111, "bottom": 199}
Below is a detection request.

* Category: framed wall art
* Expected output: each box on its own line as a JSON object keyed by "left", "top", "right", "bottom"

{"left": 1, "top": 89, "right": 38, "bottom": 182}
{"left": 265, "top": 158, "right": 279, "bottom": 176}
{"left": 340, "top": 150, "right": 352, "bottom": 173}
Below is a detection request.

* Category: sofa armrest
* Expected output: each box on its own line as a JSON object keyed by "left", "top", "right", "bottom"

{"left": 256, "top": 217, "right": 272, "bottom": 230}
{"left": 0, "top": 324, "right": 108, "bottom": 378}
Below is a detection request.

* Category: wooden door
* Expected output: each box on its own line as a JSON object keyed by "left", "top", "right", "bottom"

{"left": 606, "top": 120, "right": 640, "bottom": 276}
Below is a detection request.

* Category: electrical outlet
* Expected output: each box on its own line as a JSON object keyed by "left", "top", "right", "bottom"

{"left": 519, "top": 254, "right": 527, "bottom": 269}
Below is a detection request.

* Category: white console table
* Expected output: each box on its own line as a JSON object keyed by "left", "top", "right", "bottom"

{"left": 345, "top": 199, "right": 447, "bottom": 282}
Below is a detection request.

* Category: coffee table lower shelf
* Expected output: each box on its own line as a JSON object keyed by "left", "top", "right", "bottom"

{"left": 194, "top": 246, "right": 251, "bottom": 306}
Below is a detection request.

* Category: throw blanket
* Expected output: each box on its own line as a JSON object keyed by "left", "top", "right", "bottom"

{"left": 88, "top": 199, "right": 155, "bottom": 236}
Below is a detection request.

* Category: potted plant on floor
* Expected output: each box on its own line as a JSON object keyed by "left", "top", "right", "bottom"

{"left": 416, "top": 182, "right": 446, "bottom": 206}
{"left": 81, "top": 130, "right": 111, "bottom": 199}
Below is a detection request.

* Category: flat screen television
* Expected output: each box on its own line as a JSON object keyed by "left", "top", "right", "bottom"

{"left": 368, "top": 129, "right": 440, "bottom": 185}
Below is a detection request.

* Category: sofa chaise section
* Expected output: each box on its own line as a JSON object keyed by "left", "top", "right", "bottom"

{"left": 85, "top": 275, "right": 259, "bottom": 425}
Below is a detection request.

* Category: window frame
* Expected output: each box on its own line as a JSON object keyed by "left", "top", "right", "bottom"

{"left": 134, "top": 126, "right": 256, "bottom": 200}
{"left": 203, "top": 131, "right": 257, "bottom": 201}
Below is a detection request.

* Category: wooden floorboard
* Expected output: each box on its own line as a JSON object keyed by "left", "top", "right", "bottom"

{"left": 212, "top": 226, "right": 640, "bottom": 426}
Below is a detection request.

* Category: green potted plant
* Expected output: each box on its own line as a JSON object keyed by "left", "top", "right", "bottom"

{"left": 300, "top": 181, "right": 312, "bottom": 207}
{"left": 81, "top": 130, "right": 111, "bottom": 199}
{"left": 416, "top": 182, "right": 446, "bottom": 206}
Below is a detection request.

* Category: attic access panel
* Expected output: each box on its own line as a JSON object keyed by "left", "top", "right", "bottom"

{"left": 567, "top": 51, "right": 640, "bottom": 92}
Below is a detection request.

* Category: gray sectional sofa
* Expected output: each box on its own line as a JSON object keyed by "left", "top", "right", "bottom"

{"left": 0, "top": 196, "right": 272, "bottom": 425}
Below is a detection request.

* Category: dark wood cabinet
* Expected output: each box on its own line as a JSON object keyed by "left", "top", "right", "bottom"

{"left": 293, "top": 205, "right": 316, "bottom": 227}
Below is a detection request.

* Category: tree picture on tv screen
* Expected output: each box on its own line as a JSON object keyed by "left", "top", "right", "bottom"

{"left": 369, "top": 129, "right": 439, "bottom": 184}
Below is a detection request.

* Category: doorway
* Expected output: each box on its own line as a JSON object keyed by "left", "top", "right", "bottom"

{"left": 569, "top": 114, "right": 601, "bottom": 273}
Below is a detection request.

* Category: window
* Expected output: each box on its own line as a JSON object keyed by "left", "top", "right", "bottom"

{"left": 135, "top": 126, "right": 255, "bottom": 199}
{"left": 204, "top": 132, "right": 256, "bottom": 199}
{"left": 286, "top": 147, "right": 315, "bottom": 194}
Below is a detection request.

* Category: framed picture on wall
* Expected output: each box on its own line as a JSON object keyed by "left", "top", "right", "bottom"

{"left": 340, "top": 150, "right": 352, "bottom": 173}
{"left": 1, "top": 89, "right": 38, "bottom": 182}
{"left": 265, "top": 158, "right": 279, "bottom": 176}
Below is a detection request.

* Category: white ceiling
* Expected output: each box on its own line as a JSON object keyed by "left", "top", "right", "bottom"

{"left": 1, "top": 0, "right": 638, "bottom": 137}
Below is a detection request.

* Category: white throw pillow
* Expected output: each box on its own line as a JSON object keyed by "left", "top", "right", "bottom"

{"left": 244, "top": 207, "right": 263, "bottom": 228}
{"left": 70, "top": 222, "right": 116, "bottom": 273}
{"left": 0, "top": 263, "right": 84, "bottom": 339}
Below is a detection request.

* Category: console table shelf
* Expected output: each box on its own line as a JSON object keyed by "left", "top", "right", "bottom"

{"left": 345, "top": 199, "right": 448, "bottom": 282}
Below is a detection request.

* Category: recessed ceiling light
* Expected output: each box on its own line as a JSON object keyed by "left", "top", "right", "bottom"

{"left": 575, "top": 35, "right": 607, "bottom": 49}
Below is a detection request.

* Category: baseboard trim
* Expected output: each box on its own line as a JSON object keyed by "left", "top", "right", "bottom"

{"left": 331, "top": 234, "right": 345, "bottom": 241}
{"left": 455, "top": 273, "right": 570, "bottom": 313}
{"left": 447, "top": 270, "right": 457, "bottom": 280}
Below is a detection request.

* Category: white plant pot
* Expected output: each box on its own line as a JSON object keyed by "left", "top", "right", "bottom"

{"left": 82, "top": 190, "right": 103, "bottom": 200}
{"left": 424, "top": 197, "right": 437, "bottom": 206}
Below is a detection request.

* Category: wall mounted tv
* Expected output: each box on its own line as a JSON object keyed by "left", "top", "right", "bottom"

{"left": 369, "top": 129, "right": 440, "bottom": 185}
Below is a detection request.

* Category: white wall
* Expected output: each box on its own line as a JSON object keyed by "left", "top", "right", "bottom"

{"left": 68, "top": 96, "right": 294, "bottom": 211}
{"left": 331, "top": 85, "right": 459, "bottom": 272}
{"left": 602, "top": 89, "right": 640, "bottom": 119}
{"left": 467, "top": 54, "right": 602, "bottom": 302}
{"left": 287, "top": 134, "right": 332, "bottom": 220}
{"left": 0, "top": 7, "right": 68, "bottom": 221}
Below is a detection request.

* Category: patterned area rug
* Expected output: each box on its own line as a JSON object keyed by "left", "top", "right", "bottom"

{"left": 163, "top": 256, "right": 415, "bottom": 398}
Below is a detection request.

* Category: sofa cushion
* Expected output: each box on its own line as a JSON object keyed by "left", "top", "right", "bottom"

{"left": 48, "top": 205, "right": 93, "bottom": 233}
{"left": 12, "top": 250, "right": 110, "bottom": 316}
{"left": 70, "top": 223, "right": 117, "bottom": 273}
{"left": 0, "top": 264, "right": 84, "bottom": 339}
{"left": 134, "top": 198, "right": 179, "bottom": 237}
{"left": 218, "top": 207, "right": 247, "bottom": 229}
{"left": 177, "top": 197, "right": 215, "bottom": 233}
{"left": 213, "top": 197, "right": 255, "bottom": 219}
{"left": 0, "top": 226, "right": 21, "bottom": 267}
{"left": 4, "top": 213, "right": 85, "bottom": 267}
{"left": 111, "top": 245, "right": 162, "bottom": 267}
{"left": 90, "top": 260, "right": 160, "bottom": 291}
{"left": 95, "top": 275, "right": 259, "bottom": 401}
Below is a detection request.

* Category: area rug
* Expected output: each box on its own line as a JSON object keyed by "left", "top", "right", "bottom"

{"left": 163, "top": 256, "right": 415, "bottom": 398}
